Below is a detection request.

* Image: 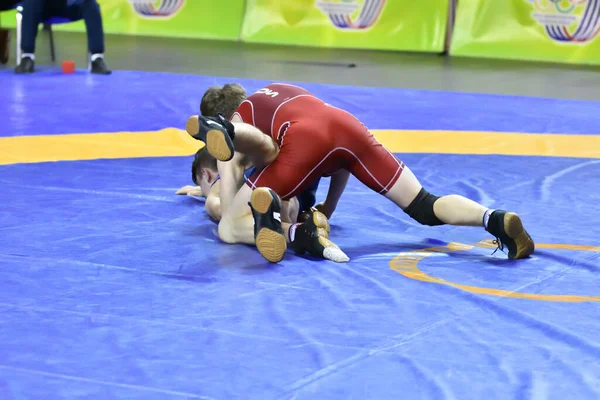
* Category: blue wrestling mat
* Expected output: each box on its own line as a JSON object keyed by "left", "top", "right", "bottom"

{"left": 1, "top": 68, "right": 599, "bottom": 400}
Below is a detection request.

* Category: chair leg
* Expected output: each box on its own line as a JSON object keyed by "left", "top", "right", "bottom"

{"left": 0, "top": 28, "right": 10, "bottom": 65}
{"left": 0, "top": 15, "right": 9, "bottom": 65}
{"left": 0, "top": 29, "right": 9, "bottom": 65}
{"left": 44, "top": 24, "right": 55, "bottom": 63}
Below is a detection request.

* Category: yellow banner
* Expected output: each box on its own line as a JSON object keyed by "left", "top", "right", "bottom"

{"left": 451, "top": 0, "right": 600, "bottom": 65}
{"left": 240, "top": 0, "right": 450, "bottom": 52}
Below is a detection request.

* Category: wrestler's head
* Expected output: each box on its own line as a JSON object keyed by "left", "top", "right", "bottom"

{"left": 191, "top": 147, "right": 218, "bottom": 196}
{"left": 200, "top": 83, "right": 247, "bottom": 120}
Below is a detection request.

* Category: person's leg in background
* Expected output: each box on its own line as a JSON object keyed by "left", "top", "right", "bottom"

{"left": 15, "top": 0, "right": 47, "bottom": 73}
{"left": 65, "top": 0, "right": 110, "bottom": 74}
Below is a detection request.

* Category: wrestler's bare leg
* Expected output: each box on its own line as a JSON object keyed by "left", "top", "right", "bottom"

{"left": 217, "top": 184, "right": 347, "bottom": 263}
{"left": 382, "top": 164, "right": 534, "bottom": 259}
{"left": 384, "top": 165, "right": 487, "bottom": 226}
{"left": 217, "top": 184, "right": 293, "bottom": 245}
{"left": 202, "top": 186, "right": 298, "bottom": 224}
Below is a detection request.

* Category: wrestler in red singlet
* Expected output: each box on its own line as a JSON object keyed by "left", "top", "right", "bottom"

{"left": 232, "top": 83, "right": 405, "bottom": 200}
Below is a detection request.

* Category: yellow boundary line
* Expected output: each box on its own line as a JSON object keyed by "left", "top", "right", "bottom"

{"left": 0, "top": 129, "right": 598, "bottom": 165}
{"left": 389, "top": 241, "right": 600, "bottom": 302}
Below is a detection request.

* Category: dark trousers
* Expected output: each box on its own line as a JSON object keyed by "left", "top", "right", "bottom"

{"left": 0, "top": 0, "right": 21, "bottom": 11}
{"left": 20, "top": 0, "right": 105, "bottom": 54}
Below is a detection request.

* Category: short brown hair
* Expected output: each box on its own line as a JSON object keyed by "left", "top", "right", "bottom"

{"left": 191, "top": 146, "right": 217, "bottom": 184}
{"left": 200, "top": 83, "right": 247, "bottom": 120}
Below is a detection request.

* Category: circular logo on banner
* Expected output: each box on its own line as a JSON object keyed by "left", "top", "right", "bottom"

{"left": 128, "top": 0, "right": 185, "bottom": 19}
{"left": 525, "top": 0, "right": 600, "bottom": 43}
{"left": 316, "top": 0, "right": 387, "bottom": 30}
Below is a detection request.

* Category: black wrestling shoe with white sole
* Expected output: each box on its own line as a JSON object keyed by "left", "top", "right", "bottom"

{"left": 249, "top": 187, "right": 287, "bottom": 263}
{"left": 290, "top": 208, "right": 349, "bottom": 263}
{"left": 185, "top": 114, "right": 236, "bottom": 161}
{"left": 486, "top": 210, "right": 535, "bottom": 260}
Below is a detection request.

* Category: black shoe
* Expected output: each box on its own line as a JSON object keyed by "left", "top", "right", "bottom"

{"left": 290, "top": 208, "right": 349, "bottom": 262}
{"left": 248, "top": 187, "right": 287, "bottom": 263}
{"left": 15, "top": 56, "right": 34, "bottom": 74}
{"left": 485, "top": 210, "right": 535, "bottom": 260}
{"left": 185, "top": 114, "right": 236, "bottom": 161}
{"left": 90, "top": 57, "right": 111, "bottom": 75}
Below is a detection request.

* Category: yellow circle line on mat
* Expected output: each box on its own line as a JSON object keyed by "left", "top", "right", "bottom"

{"left": 389, "top": 241, "right": 600, "bottom": 302}
{"left": 0, "top": 129, "right": 202, "bottom": 165}
{"left": 0, "top": 129, "right": 599, "bottom": 165}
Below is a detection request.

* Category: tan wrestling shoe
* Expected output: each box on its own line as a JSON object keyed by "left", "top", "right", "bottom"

{"left": 249, "top": 187, "right": 287, "bottom": 263}
{"left": 485, "top": 210, "right": 535, "bottom": 259}
{"left": 185, "top": 114, "right": 236, "bottom": 162}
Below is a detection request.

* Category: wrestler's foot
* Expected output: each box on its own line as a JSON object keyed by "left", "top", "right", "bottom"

{"left": 485, "top": 210, "right": 535, "bottom": 260}
{"left": 185, "top": 114, "right": 236, "bottom": 162}
{"left": 290, "top": 208, "right": 350, "bottom": 263}
{"left": 249, "top": 187, "right": 287, "bottom": 263}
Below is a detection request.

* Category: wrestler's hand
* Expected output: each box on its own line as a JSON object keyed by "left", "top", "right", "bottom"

{"left": 298, "top": 207, "right": 316, "bottom": 223}
{"left": 315, "top": 202, "right": 335, "bottom": 219}
{"left": 175, "top": 185, "right": 204, "bottom": 197}
{"left": 290, "top": 211, "right": 349, "bottom": 263}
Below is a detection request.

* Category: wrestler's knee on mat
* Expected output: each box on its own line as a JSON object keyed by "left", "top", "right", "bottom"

{"left": 404, "top": 188, "right": 445, "bottom": 226}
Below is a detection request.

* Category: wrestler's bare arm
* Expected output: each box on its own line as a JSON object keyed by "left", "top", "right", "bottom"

{"left": 205, "top": 182, "right": 221, "bottom": 221}
{"left": 206, "top": 180, "right": 297, "bottom": 223}
{"left": 175, "top": 185, "right": 204, "bottom": 197}
{"left": 318, "top": 169, "right": 351, "bottom": 218}
{"left": 176, "top": 169, "right": 297, "bottom": 224}
{"left": 229, "top": 122, "right": 279, "bottom": 171}
{"left": 217, "top": 152, "right": 248, "bottom": 217}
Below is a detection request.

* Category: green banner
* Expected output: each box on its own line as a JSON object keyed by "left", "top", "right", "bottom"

{"left": 240, "top": 0, "right": 449, "bottom": 52}
{"left": 1, "top": 0, "right": 245, "bottom": 40}
{"left": 451, "top": 0, "right": 600, "bottom": 65}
